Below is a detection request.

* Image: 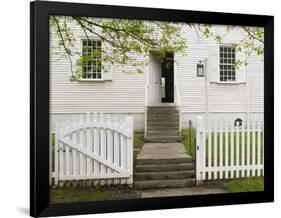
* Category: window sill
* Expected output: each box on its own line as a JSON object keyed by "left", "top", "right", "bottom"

{"left": 211, "top": 81, "right": 246, "bottom": 85}
{"left": 77, "top": 78, "right": 112, "bottom": 82}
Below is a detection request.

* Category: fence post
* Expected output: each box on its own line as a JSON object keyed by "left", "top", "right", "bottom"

{"left": 125, "top": 116, "right": 134, "bottom": 187}
{"left": 49, "top": 125, "right": 53, "bottom": 186}
{"left": 54, "top": 122, "right": 59, "bottom": 186}
{"left": 188, "top": 120, "right": 192, "bottom": 154}
{"left": 196, "top": 116, "right": 205, "bottom": 185}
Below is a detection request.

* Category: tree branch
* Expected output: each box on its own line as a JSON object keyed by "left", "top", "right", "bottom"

{"left": 242, "top": 27, "right": 264, "bottom": 44}
{"left": 76, "top": 16, "right": 158, "bottom": 47}
{"left": 51, "top": 16, "right": 74, "bottom": 76}
{"left": 72, "top": 16, "right": 126, "bottom": 49}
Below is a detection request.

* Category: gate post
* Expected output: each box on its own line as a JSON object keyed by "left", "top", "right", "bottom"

{"left": 125, "top": 116, "right": 134, "bottom": 187}
{"left": 196, "top": 116, "right": 205, "bottom": 185}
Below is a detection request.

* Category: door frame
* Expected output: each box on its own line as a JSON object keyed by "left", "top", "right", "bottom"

{"left": 161, "top": 53, "right": 174, "bottom": 103}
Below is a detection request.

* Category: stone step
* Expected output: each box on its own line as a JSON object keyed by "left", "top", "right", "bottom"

{"left": 147, "top": 107, "right": 178, "bottom": 114}
{"left": 147, "top": 123, "right": 179, "bottom": 130}
{"left": 134, "top": 178, "right": 195, "bottom": 189}
{"left": 147, "top": 130, "right": 179, "bottom": 136}
{"left": 135, "top": 163, "right": 194, "bottom": 172}
{"left": 147, "top": 117, "right": 179, "bottom": 123}
{"left": 147, "top": 126, "right": 179, "bottom": 131}
{"left": 144, "top": 136, "right": 183, "bottom": 143}
{"left": 147, "top": 120, "right": 179, "bottom": 125}
{"left": 147, "top": 134, "right": 179, "bottom": 138}
{"left": 136, "top": 157, "right": 192, "bottom": 165}
{"left": 135, "top": 170, "right": 195, "bottom": 180}
{"left": 147, "top": 113, "right": 179, "bottom": 119}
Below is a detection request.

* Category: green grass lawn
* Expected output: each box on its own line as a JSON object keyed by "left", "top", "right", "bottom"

{"left": 181, "top": 128, "right": 196, "bottom": 158}
{"left": 133, "top": 133, "right": 144, "bottom": 161}
{"left": 51, "top": 186, "right": 140, "bottom": 203}
{"left": 133, "top": 133, "right": 144, "bottom": 150}
{"left": 223, "top": 177, "right": 264, "bottom": 192}
{"left": 205, "top": 177, "right": 264, "bottom": 192}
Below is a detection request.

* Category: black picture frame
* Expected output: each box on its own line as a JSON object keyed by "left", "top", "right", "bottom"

{"left": 30, "top": 1, "right": 274, "bottom": 217}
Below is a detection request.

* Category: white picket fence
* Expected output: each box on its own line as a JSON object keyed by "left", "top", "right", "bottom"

{"left": 196, "top": 116, "right": 264, "bottom": 182}
{"left": 50, "top": 113, "right": 134, "bottom": 187}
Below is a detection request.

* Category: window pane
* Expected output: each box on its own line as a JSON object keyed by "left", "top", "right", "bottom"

{"left": 87, "top": 66, "right": 91, "bottom": 72}
{"left": 97, "top": 65, "right": 101, "bottom": 72}
{"left": 92, "top": 66, "right": 96, "bottom": 72}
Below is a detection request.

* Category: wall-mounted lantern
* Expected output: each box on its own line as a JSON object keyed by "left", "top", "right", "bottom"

{"left": 197, "top": 60, "right": 205, "bottom": 77}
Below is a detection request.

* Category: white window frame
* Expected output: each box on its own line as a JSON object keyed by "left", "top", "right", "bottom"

{"left": 219, "top": 45, "right": 236, "bottom": 82}
{"left": 78, "top": 39, "right": 111, "bottom": 82}
{"left": 79, "top": 38, "right": 104, "bottom": 82}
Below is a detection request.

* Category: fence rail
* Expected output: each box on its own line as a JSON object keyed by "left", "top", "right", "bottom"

{"left": 196, "top": 116, "right": 264, "bottom": 182}
{"left": 50, "top": 113, "right": 134, "bottom": 187}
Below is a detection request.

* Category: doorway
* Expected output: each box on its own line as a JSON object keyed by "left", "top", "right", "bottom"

{"left": 148, "top": 52, "right": 174, "bottom": 105}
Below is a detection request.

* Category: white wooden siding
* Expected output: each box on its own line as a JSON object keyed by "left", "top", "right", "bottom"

{"left": 50, "top": 20, "right": 264, "bottom": 128}
{"left": 175, "top": 25, "right": 264, "bottom": 114}
{"left": 50, "top": 19, "right": 148, "bottom": 114}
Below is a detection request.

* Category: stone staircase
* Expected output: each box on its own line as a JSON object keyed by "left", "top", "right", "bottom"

{"left": 134, "top": 143, "right": 195, "bottom": 189}
{"left": 145, "top": 106, "right": 183, "bottom": 143}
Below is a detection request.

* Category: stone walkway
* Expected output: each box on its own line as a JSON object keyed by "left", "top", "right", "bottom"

{"left": 136, "top": 143, "right": 190, "bottom": 160}
{"left": 140, "top": 187, "right": 227, "bottom": 198}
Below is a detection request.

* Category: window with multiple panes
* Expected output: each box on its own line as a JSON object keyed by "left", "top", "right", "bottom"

{"left": 82, "top": 40, "right": 102, "bottom": 79}
{"left": 219, "top": 46, "right": 236, "bottom": 82}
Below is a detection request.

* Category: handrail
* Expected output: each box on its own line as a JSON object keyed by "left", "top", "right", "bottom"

{"left": 175, "top": 85, "right": 181, "bottom": 108}
{"left": 174, "top": 85, "right": 182, "bottom": 133}
{"left": 145, "top": 83, "right": 148, "bottom": 107}
{"left": 144, "top": 84, "right": 149, "bottom": 136}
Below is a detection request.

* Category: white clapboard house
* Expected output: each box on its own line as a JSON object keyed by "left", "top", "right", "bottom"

{"left": 50, "top": 20, "right": 264, "bottom": 143}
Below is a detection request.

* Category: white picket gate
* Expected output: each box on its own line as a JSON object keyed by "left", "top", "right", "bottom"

{"left": 196, "top": 116, "right": 264, "bottom": 182}
{"left": 50, "top": 113, "right": 134, "bottom": 187}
